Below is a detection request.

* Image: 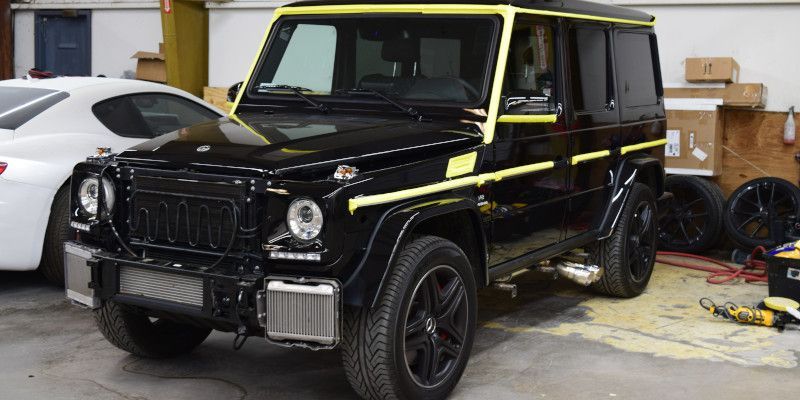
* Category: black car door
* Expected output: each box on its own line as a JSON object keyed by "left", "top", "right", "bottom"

{"left": 564, "top": 22, "right": 620, "bottom": 241}
{"left": 488, "top": 16, "right": 569, "bottom": 266}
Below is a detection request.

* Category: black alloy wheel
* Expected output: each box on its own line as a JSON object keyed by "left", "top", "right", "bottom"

{"left": 591, "top": 183, "right": 657, "bottom": 298}
{"left": 341, "top": 235, "right": 476, "bottom": 400}
{"left": 628, "top": 200, "right": 656, "bottom": 283}
{"left": 403, "top": 265, "right": 468, "bottom": 388}
{"left": 724, "top": 177, "right": 800, "bottom": 249}
{"left": 658, "top": 175, "right": 725, "bottom": 253}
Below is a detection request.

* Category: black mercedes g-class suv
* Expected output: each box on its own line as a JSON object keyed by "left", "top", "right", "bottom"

{"left": 65, "top": 1, "right": 667, "bottom": 398}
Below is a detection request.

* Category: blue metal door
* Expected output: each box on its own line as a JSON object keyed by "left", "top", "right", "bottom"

{"left": 35, "top": 11, "right": 91, "bottom": 76}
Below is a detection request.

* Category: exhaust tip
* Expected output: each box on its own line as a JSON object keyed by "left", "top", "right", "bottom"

{"left": 555, "top": 261, "right": 603, "bottom": 286}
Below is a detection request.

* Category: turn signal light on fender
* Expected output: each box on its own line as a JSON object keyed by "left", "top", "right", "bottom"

{"left": 0, "top": 162, "right": 7, "bottom": 175}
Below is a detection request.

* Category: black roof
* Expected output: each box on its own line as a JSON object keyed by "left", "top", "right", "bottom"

{"left": 284, "top": 0, "right": 654, "bottom": 23}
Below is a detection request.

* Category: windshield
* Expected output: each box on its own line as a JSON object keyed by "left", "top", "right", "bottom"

{"left": 0, "top": 87, "right": 69, "bottom": 130}
{"left": 249, "top": 16, "right": 497, "bottom": 105}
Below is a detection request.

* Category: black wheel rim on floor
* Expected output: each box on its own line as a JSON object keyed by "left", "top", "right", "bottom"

{"left": 403, "top": 265, "right": 468, "bottom": 388}
{"left": 728, "top": 181, "right": 798, "bottom": 242}
{"left": 628, "top": 202, "right": 655, "bottom": 282}
{"left": 658, "top": 184, "right": 710, "bottom": 248}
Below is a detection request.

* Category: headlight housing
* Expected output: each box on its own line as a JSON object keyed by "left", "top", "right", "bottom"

{"left": 77, "top": 176, "right": 115, "bottom": 217}
{"left": 287, "top": 198, "right": 323, "bottom": 241}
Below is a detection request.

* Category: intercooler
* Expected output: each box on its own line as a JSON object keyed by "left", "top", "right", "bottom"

{"left": 259, "top": 279, "right": 341, "bottom": 346}
{"left": 119, "top": 266, "right": 204, "bottom": 308}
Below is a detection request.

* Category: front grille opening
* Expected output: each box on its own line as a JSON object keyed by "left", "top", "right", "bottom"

{"left": 119, "top": 266, "right": 204, "bottom": 307}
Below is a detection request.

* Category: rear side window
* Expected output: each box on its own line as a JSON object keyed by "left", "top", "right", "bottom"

{"left": 93, "top": 93, "right": 220, "bottom": 138}
{"left": 0, "top": 87, "right": 69, "bottom": 130}
{"left": 569, "top": 26, "right": 610, "bottom": 112}
{"left": 614, "top": 32, "right": 658, "bottom": 108}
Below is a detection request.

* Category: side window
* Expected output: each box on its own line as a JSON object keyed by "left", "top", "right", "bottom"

{"left": 614, "top": 31, "right": 658, "bottom": 108}
{"left": 259, "top": 24, "right": 337, "bottom": 93}
{"left": 503, "top": 21, "right": 557, "bottom": 115}
{"left": 93, "top": 94, "right": 219, "bottom": 138}
{"left": 568, "top": 26, "right": 610, "bottom": 113}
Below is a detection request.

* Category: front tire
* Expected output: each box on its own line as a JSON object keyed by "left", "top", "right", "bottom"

{"left": 341, "top": 236, "right": 477, "bottom": 400}
{"left": 94, "top": 300, "right": 212, "bottom": 358}
{"left": 591, "top": 183, "right": 657, "bottom": 298}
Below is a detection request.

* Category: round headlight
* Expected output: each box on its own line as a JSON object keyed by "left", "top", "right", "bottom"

{"left": 78, "top": 177, "right": 115, "bottom": 217}
{"left": 287, "top": 198, "right": 323, "bottom": 241}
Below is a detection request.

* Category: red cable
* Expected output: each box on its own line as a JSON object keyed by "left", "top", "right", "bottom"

{"left": 655, "top": 247, "right": 769, "bottom": 284}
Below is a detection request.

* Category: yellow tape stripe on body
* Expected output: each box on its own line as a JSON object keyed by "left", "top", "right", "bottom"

{"left": 348, "top": 138, "right": 666, "bottom": 214}
{"left": 621, "top": 139, "right": 667, "bottom": 154}
{"left": 571, "top": 150, "right": 611, "bottom": 164}
{"left": 496, "top": 114, "right": 558, "bottom": 124}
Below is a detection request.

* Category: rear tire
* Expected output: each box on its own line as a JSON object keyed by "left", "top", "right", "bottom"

{"left": 341, "top": 235, "right": 477, "bottom": 400}
{"left": 94, "top": 300, "right": 212, "bottom": 358}
{"left": 591, "top": 183, "right": 657, "bottom": 298}
{"left": 40, "top": 185, "right": 73, "bottom": 286}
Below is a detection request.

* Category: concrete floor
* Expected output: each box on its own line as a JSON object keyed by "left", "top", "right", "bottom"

{"left": 1, "top": 262, "right": 799, "bottom": 400}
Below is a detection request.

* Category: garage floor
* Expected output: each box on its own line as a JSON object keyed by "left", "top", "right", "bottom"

{"left": 1, "top": 262, "right": 799, "bottom": 400}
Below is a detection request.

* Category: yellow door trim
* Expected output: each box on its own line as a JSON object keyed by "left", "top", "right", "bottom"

{"left": 621, "top": 139, "right": 667, "bottom": 154}
{"left": 571, "top": 150, "right": 611, "bottom": 164}
{"left": 496, "top": 114, "right": 558, "bottom": 124}
{"left": 347, "top": 138, "right": 666, "bottom": 213}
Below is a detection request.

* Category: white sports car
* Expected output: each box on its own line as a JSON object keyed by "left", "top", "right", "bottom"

{"left": 0, "top": 77, "right": 225, "bottom": 284}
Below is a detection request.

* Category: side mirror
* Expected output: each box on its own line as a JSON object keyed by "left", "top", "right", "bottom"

{"left": 227, "top": 82, "right": 243, "bottom": 103}
{"left": 503, "top": 94, "right": 556, "bottom": 115}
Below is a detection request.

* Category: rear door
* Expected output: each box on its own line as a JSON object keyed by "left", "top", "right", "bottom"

{"left": 614, "top": 28, "right": 665, "bottom": 153}
{"left": 563, "top": 22, "right": 619, "bottom": 240}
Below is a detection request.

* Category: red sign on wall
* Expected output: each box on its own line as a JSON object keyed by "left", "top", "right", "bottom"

{"left": 163, "top": 0, "right": 172, "bottom": 14}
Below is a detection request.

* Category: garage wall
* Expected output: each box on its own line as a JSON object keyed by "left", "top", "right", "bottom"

{"left": 207, "top": 8, "right": 273, "bottom": 87}
{"left": 12, "top": 10, "right": 34, "bottom": 77}
{"left": 91, "top": 8, "right": 162, "bottom": 78}
{"left": 11, "top": 7, "right": 162, "bottom": 79}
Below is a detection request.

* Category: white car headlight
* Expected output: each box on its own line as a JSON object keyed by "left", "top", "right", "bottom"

{"left": 287, "top": 198, "right": 323, "bottom": 241}
{"left": 78, "top": 177, "right": 115, "bottom": 217}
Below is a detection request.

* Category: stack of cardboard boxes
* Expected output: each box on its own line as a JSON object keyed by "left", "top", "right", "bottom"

{"left": 664, "top": 57, "right": 767, "bottom": 176}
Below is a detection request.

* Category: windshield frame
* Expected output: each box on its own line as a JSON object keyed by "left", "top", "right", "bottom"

{"left": 242, "top": 13, "right": 502, "bottom": 111}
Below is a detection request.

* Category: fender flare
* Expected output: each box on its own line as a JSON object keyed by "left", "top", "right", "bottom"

{"left": 341, "top": 196, "right": 487, "bottom": 309}
{"left": 597, "top": 154, "right": 664, "bottom": 239}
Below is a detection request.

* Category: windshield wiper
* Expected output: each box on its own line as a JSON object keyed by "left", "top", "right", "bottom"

{"left": 257, "top": 84, "right": 329, "bottom": 113}
{"left": 336, "top": 88, "right": 425, "bottom": 121}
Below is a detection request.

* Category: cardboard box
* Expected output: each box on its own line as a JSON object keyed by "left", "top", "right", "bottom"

{"left": 131, "top": 43, "right": 166, "bottom": 83}
{"left": 664, "top": 83, "right": 767, "bottom": 108}
{"left": 664, "top": 98, "right": 724, "bottom": 177}
{"left": 685, "top": 57, "right": 740, "bottom": 83}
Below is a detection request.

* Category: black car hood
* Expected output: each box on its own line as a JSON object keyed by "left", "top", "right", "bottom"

{"left": 117, "top": 112, "right": 484, "bottom": 178}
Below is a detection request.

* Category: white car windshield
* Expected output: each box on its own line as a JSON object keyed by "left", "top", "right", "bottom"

{"left": 0, "top": 87, "right": 69, "bottom": 130}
